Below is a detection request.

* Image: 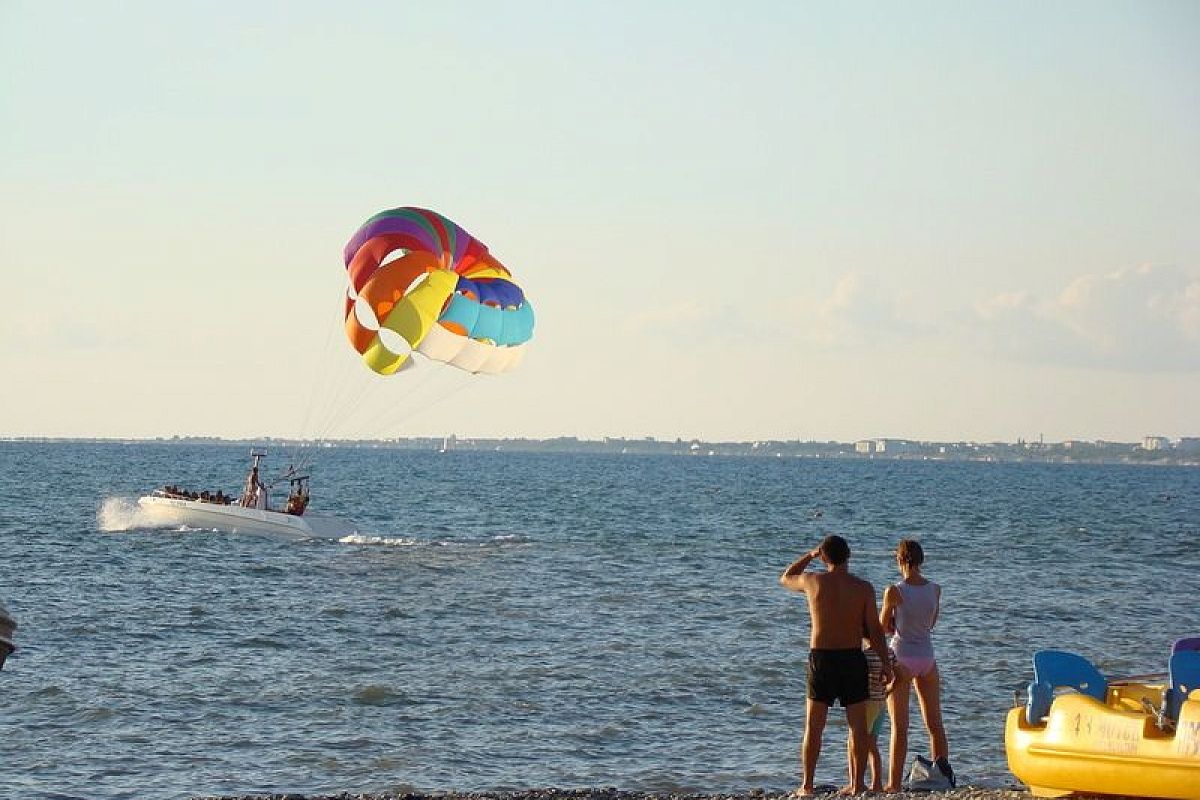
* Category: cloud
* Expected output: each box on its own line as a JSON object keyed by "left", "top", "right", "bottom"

{"left": 0, "top": 309, "right": 135, "bottom": 353}
{"left": 806, "top": 272, "right": 931, "bottom": 349}
{"left": 602, "top": 264, "right": 1198, "bottom": 374}
{"left": 621, "top": 300, "right": 711, "bottom": 335}
{"left": 971, "top": 263, "right": 1200, "bottom": 371}
{"left": 619, "top": 298, "right": 783, "bottom": 346}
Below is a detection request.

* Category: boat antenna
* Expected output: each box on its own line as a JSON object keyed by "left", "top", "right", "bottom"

{"left": 267, "top": 462, "right": 310, "bottom": 488}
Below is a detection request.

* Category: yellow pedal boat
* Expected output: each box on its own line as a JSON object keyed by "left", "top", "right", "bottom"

{"left": 1005, "top": 648, "right": 1200, "bottom": 800}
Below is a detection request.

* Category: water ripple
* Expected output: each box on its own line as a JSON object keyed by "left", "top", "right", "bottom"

{"left": 0, "top": 443, "right": 1196, "bottom": 800}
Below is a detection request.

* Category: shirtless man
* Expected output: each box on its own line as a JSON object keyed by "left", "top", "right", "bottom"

{"left": 780, "top": 535, "right": 892, "bottom": 796}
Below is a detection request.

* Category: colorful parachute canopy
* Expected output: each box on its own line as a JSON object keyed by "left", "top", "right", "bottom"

{"left": 343, "top": 207, "right": 535, "bottom": 376}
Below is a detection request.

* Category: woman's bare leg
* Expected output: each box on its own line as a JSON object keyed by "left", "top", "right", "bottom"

{"left": 913, "top": 665, "right": 948, "bottom": 761}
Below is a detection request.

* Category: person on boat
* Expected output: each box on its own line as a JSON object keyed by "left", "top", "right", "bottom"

{"left": 284, "top": 491, "right": 309, "bottom": 516}
{"left": 780, "top": 535, "right": 893, "bottom": 796}
{"left": 880, "top": 538, "right": 954, "bottom": 790}
{"left": 241, "top": 466, "right": 269, "bottom": 509}
{"left": 241, "top": 467, "right": 257, "bottom": 507}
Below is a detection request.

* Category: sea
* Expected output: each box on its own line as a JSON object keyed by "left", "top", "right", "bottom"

{"left": 0, "top": 441, "right": 1196, "bottom": 800}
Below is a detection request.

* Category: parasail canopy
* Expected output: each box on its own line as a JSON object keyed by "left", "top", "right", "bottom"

{"left": 343, "top": 207, "right": 534, "bottom": 376}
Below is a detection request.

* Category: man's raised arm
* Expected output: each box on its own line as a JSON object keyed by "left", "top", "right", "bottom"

{"left": 779, "top": 548, "right": 821, "bottom": 592}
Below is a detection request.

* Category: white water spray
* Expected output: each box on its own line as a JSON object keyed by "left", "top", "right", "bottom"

{"left": 97, "top": 497, "right": 156, "bottom": 532}
{"left": 339, "top": 534, "right": 419, "bottom": 547}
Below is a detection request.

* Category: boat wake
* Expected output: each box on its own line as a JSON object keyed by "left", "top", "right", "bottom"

{"left": 97, "top": 497, "right": 160, "bottom": 532}
{"left": 339, "top": 534, "right": 420, "bottom": 547}
{"left": 339, "top": 533, "right": 528, "bottom": 548}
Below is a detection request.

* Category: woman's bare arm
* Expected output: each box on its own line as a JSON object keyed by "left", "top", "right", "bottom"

{"left": 880, "top": 583, "right": 901, "bottom": 634}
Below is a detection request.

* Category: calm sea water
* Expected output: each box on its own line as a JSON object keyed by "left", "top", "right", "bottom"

{"left": 0, "top": 442, "right": 1196, "bottom": 800}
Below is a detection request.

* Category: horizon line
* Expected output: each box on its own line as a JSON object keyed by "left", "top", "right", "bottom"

{"left": 2, "top": 433, "right": 1196, "bottom": 446}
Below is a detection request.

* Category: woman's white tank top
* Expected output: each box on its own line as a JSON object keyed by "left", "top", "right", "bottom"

{"left": 890, "top": 580, "right": 939, "bottom": 659}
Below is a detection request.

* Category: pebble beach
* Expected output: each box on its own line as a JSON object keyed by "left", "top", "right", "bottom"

{"left": 194, "top": 788, "right": 1037, "bottom": 800}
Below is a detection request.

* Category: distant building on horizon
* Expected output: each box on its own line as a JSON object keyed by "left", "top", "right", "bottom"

{"left": 1142, "top": 436, "right": 1170, "bottom": 451}
{"left": 874, "top": 438, "right": 918, "bottom": 454}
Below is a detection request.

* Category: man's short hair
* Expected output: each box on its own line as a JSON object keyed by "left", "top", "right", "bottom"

{"left": 819, "top": 534, "right": 850, "bottom": 565}
{"left": 896, "top": 538, "right": 925, "bottom": 566}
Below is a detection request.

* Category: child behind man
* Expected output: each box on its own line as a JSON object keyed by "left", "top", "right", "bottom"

{"left": 849, "top": 633, "right": 893, "bottom": 790}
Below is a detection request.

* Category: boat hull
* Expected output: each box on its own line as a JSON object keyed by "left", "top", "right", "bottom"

{"left": 1005, "top": 690, "right": 1200, "bottom": 800}
{"left": 136, "top": 495, "right": 357, "bottom": 540}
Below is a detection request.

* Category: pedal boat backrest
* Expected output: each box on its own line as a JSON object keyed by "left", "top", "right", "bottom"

{"left": 1171, "top": 636, "right": 1200, "bottom": 655}
{"left": 1165, "top": 649, "right": 1200, "bottom": 721}
{"left": 1025, "top": 649, "right": 1107, "bottom": 725}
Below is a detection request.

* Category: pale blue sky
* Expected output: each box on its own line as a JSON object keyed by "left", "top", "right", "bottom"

{"left": 2, "top": 1, "right": 1197, "bottom": 441}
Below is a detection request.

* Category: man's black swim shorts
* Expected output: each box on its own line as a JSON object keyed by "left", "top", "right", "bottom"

{"left": 807, "top": 647, "right": 869, "bottom": 707}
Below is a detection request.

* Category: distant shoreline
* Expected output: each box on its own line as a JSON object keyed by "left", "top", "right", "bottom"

{"left": 2, "top": 436, "right": 1197, "bottom": 467}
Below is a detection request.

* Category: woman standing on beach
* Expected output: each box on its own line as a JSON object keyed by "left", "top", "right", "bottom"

{"left": 880, "top": 538, "right": 954, "bottom": 790}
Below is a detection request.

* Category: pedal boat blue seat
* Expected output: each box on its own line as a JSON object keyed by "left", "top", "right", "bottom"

{"left": 1025, "top": 649, "right": 1108, "bottom": 724}
{"left": 1165, "top": 649, "right": 1200, "bottom": 721}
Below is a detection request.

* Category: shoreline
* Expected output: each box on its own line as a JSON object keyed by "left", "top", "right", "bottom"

{"left": 193, "top": 788, "right": 1035, "bottom": 800}
{"left": 3, "top": 437, "right": 1196, "bottom": 469}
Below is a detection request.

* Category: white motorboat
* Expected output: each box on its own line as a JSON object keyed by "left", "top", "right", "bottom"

{"left": 136, "top": 450, "right": 359, "bottom": 541}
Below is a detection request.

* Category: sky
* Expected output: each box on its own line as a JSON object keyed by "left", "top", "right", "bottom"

{"left": 1, "top": 1, "right": 1197, "bottom": 443}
